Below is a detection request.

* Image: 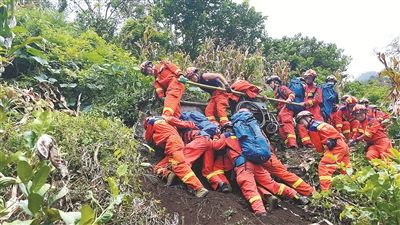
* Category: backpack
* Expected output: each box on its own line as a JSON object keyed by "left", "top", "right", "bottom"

{"left": 318, "top": 83, "right": 337, "bottom": 122}
{"left": 278, "top": 78, "right": 305, "bottom": 115}
{"left": 180, "top": 110, "right": 219, "bottom": 137}
{"left": 230, "top": 110, "right": 272, "bottom": 164}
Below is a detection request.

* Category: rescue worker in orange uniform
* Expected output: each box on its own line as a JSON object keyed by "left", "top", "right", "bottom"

{"left": 143, "top": 116, "right": 209, "bottom": 198}
{"left": 299, "top": 69, "right": 323, "bottom": 148}
{"left": 335, "top": 96, "right": 360, "bottom": 141}
{"left": 213, "top": 122, "right": 309, "bottom": 216}
{"left": 358, "top": 97, "right": 374, "bottom": 118}
{"left": 180, "top": 120, "right": 231, "bottom": 193}
{"left": 368, "top": 105, "right": 390, "bottom": 123}
{"left": 349, "top": 104, "right": 393, "bottom": 161}
{"left": 262, "top": 139, "right": 314, "bottom": 197}
{"left": 266, "top": 75, "right": 298, "bottom": 149}
{"left": 140, "top": 60, "right": 185, "bottom": 118}
{"left": 183, "top": 67, "right": 232, "bottom": 126}
{"left": 296, "top": 111, "right": 352, "bottom": 191}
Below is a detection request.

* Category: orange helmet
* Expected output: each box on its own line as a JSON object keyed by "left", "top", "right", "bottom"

{"left": 295, "top": 110, "right": 314, "bottom": 123}
{"left": 340, "top": 94, "right": 350, "bottom": 103}
{"left": 266, "top": 75, "right": 282, "bottom": 84}
{"left": 326, "top": 75, "right": 337, "bottom": 84}
{"left": 352, "top": 104, "right": 367, "bottom": 115}
{"left": 358, "top": 97, "right": 369, "bottom": 104}
{"left": 345, "top": 96, "right": 358, "bottom": 105}
{"left": 369, "top": 104, "right": 378, "bottom": 110}
{"left": 140, "top": 61, "right": 153, "bottom": 75}
{"left": 143, "top": 116, "right": 152, "bottom": 129}
{"left": 304, "top": 69, "right": 317, "bottom": 78}
{"left": 186, "top": 67, "right": 199, "bottom": 78}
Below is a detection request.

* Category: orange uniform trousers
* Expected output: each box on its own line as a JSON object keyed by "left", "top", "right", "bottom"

{"left": 162, "top": 77, "right": 184, "bottom": 118}
{"left": 263, "top": 153, "right": 313, "bottom": 196}
{"left": 153, "top": 134, "right": 203, "bottom": 191}
{"left": 205, "top": 91, "right": 230, "bottom": 126}
{"left": 277, "top": 107, "right": 298, "bottom": 148}
{"left": 235, "top": 161, "right": 297, "bottom": 214}
{"left": 318, "top": 138, "right": 351, "bottom": 190}
{"left": 366, "top": 138, "right": 393, "bottom": 161}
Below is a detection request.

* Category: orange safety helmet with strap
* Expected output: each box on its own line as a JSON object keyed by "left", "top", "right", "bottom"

{"left": 295, "top": 111, "right": 314, "bottom": 123}
{"left": 351, "top": 104, "right": 367, "bottom": 115}
{"left": 304, "top": 69, "right": 317, "bottom": 78}
{"left": 186, "top": 67, "right": 199, "bottom": 79}
{"left": 140, "top": 61, "right": 153, "bottom": 75}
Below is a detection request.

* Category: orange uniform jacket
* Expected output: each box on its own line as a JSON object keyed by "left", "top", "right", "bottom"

{"left": 358, "top": 118, "right": 392, "bottom": 160}
{"left": 230, "top": 80, "right": 262, "bottom": 102}
{"left": 274, "top": 85, "right": 298, "bottom": 148}
{"left": 153, "top": 60, "right": 184, "bottom": 98}
{"left": 303, "top": 84, "right": 324, "bottom": 121}
{"left": 307, "top": 120, "right": 351, "bottom": 190}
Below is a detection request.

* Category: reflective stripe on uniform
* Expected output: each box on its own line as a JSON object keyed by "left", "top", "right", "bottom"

{"left": 181, "top": 171, "right": 195, "bottom": 182}
{"left": 249, "top": 195, "right": 262, "bottom": 203}
{"left": 301, "top": 137, "right": 310, "bottom": 142}
{"left": 292, "top": 178, "right": 304, "bottom": 188}
{"left": 277, "top": 184, "right": 285, "bottom": 195}
{"left": 163, "top": 107, "right": 174, "bottom": 115}
{"left": 206, "top": 170, "right": 225, "bottom": 181}
{"left": 319, "top": 176, "right": 331, "bottom": 181}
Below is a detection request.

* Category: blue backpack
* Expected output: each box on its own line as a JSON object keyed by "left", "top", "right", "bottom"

{"left": 278, "top": 78, "right": 305, "bottom": 115}
{"left": 230, "top": 110, "right": 272, "bottom": 165}
{"left": 180, "top": 110, "right": 218, "bottom": 137}
{"left": 318, "top": 83, "right": 338, "bottom": 122}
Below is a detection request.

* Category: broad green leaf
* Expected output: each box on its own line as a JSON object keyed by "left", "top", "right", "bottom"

{"left": 36, "top": 183, "right": 51, "bottom": 196}
{"left": 79, "top": 205, "right": 94, "bottom": 225}
{"left": 30, "top": 165, "right": 50, "bottom": 193}
{"left": 59, "top": 210, "right": 81, "bottom": 225}
{"left": 34, "top": 74, "right": 48, "bottom": 82}
{"left": 115, "top": 194, "right": 124, "bottom": 205}
{"left": 19, "top": 200, "right": 33, "bottom": 216}
{"left": 116, "top": 164, "right": 127, "bottom": 177}
{"left": 19, "top": 183, "right": 28, "bottom": 197}
{"left": 106, "top": 177, "right": 118, "bottom": 198}
{"left": 23, "top": 131, "right": 37, "bottom": 149}
{"left": 12, "top": 26, "right": 28, "bottom": 34}
{"left": 3, "top": 220, "right": 34, "bottom": 225}
{"left": 30, "top": 56, "right": 48, "bottom": 65}
{"left": 49, "top": 187, "right": 69, "bottom": 206}
{"left": 98, "top": 210, "right": 113, "bottom": 223}
{"left": 17, "top": 161, "right": 33, "bottom": 184}
{"left": 43, "top": 207, "right": 61, "bottom": 222}
{"left": 28, "top": 193, "right": 44, "bottom": 215}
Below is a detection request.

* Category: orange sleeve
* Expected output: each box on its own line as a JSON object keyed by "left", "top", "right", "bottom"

{"left": 305, "top": 87, "right": 323, "bottom": 108}
{"left": 309, "top": 131, "right": 324, "bottom": 154}
{"left": 335, "top": 109, "right": 344, "bottom": 132}
{"left": 162, "top": 60, "right": 184, "bottom": 76}
{"left": 154, "top": 80, "right": 165, "bottom": 99}
{"left": 144, "top": 125, "right": 154, "bottom": 143}
{"left": 364, "top": 121, "right": 381, "bottom": 138}
{"left": 212, "top": 135, "right": 227, "bottom": 150}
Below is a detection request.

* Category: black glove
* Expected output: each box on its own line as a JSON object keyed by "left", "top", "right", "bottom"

{"left": 326, "top": 138, "right": 337, "bottom": 150}
{"left": 225, "top": 84, "right": 232, "bottom": 93}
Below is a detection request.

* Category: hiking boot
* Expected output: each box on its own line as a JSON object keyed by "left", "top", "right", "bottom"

{"left": 267, "top": 195, "right": 279, "bottom": 210}
{"left": 217, "top": 182, "right": 230, "bottom": 193}
{"left": 166, "top": 172, "right": 177, "bottom": 186}
{"left": 195, "top": 187, "right": 209, "bottom": 198}
{"left": 255, "top": 212, "right": 267, "bottom": 217}
{"left": 293, "top": 193, "right": 310, "bottom": 205}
